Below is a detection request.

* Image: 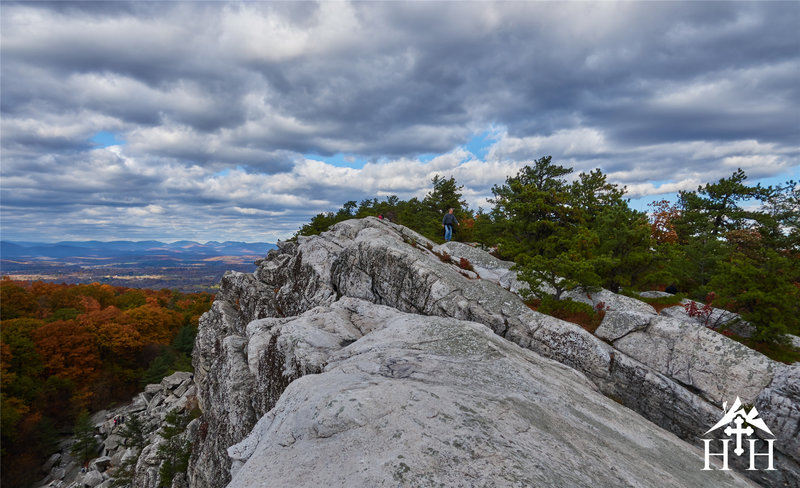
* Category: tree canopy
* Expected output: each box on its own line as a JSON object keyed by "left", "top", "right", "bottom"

{"left": 0, "top": 280, "right": 212, "bottom": 488}
{"left": 293, "top": 160, "right": 799, "bottom": 352}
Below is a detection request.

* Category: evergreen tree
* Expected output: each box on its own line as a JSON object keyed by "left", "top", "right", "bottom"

{"left": 490, "top": 157, "right": 635, "bottom": 299}
{"left": 336, "top": 200, "right": 358, "bottom": 218}
{"left": 172, "top": 324, "right": 196, "bottom": 356}
{"left": 710, "top": 243, "right": 800, "bottom": 341}
{"left": 157, "top": 409, "right": 193, "bottom": 488}
{"left": 591, "top": 205, "right": 659, "bottom": 292}
{"left": 676, "top": 168, "right": 770, "bottom": 239}
{"left": 70, "top": 410, "right": 98, "bottom": 465}
{"left": 569, "top": 168, "right": 628, "bottom": 225}
{"left": 489, "top": 156, "right": 574, "bottom": 260}
{"left": 757, "top": 179, "right": 799, "bottom": 251}
{"left": 424, "top": 175, "right": 468, "bottom": 214}
{"left": 296, "top": 212, "right": 339, "bottom": 237}
{"left": 118, "top": 413, "right": 147, "bottom": 450}
{"left": 112, "top": 414, "right": 147, "bottom": 488}
{"left": 515, "top": 227, "right": 603, "bottom": 301}
{"left": 141, "top": 348, "right": 174, "bottom": 387}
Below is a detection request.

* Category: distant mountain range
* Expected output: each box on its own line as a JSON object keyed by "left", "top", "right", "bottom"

{"left": 1, "top": 240, "right": 277, "bottom": 260}
{"left": 1, "top": 240, "right": 278, "bottom": 292}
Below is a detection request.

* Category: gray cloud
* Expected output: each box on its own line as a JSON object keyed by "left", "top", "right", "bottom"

{"left": 1, "top": 1, "right": 798, "bottom": 242}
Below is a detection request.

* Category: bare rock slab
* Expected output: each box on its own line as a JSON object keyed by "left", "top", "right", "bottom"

{"left": 228, "top": 313, "right": 755, "bottom": 488}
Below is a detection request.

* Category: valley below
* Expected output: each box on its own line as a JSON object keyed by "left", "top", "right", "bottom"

{"left": 1, "top": 240, "right": 276, "bottom": 293}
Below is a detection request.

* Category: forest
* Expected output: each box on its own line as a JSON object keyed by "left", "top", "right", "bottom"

{"left": 0, "top": 280, "right": 213, "bottom": 487}
{"left": 298, "top": 156, "right": 800, "bottom": 362}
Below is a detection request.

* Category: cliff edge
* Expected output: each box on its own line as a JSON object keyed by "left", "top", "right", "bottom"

{"left": 188, "top": 217, "right": 798, "bottom": 487}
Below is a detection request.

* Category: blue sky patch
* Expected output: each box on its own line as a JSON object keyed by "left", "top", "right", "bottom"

{"left": 306, "top": 153, "right": 368, "bottom": 169}
{"left": 90, "top": 131, "right": 125, "bottom": 148}
{"left": 464, "top": 130, "right": 498, "bottom": 160}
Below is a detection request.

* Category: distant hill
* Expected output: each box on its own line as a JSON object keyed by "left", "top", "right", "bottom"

{"left": 1, "top": 240, "right": 276, "bottom": 260}
{"left": 0, "top": 240, "right": 277, "bottom": 292}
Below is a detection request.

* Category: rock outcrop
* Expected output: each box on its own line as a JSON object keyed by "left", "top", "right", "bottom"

{"left": 190, "top": 217, "right": 799, "bottom": 488}
{"left": 37, "top": 372, "right": 198, "bottom": 488}
{"left": 227, "top": 306, "right": 752, "bottom": 487}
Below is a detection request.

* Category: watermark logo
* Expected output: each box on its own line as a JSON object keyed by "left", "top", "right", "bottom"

{"left": 703, "top": 397, "right": 775, "bottom": 471}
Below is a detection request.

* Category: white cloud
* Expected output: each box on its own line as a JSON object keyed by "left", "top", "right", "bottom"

{"left": 487, "top": 128, "right": 611, "bottom": 162}
{"left": 1, "top": 1, "right": 798, "bottom": 242}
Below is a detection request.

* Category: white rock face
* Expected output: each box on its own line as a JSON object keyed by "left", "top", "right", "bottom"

{"left": 613, "top": 316, "right": 778, "bottom": 405}
{"left": 755, "top": 364, "right": 800, "bottom": 470}
{"left": 188, "top": 217, "right": 799, "bottom": 488}
{"left": 228, "top": 312, "right": 755, "bottom": 488}
{"left": 82, "top": 469, "right": 105, "bottom": 487}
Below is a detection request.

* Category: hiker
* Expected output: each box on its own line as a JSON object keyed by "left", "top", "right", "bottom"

{"left": 442, "top": 208, "right": 459, "bottom": 242}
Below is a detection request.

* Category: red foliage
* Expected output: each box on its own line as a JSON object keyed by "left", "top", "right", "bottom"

{"left": 648, "top": 199, "right": 680, "bottom": 244}
{"left": 684, "top": 292, "right": 716, "bottom": 327}
{"left": 32, "top": 320, "right": 101, "bottom": 384}
{"left": 1, "top": 280, "right": 214, "bottom": 488}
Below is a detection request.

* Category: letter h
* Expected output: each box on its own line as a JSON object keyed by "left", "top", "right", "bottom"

{"left": 703, "top": 439, "right": 730, "bottom": 470}
{"left": 747, "top": 439, "right": 775, "bottom": 471}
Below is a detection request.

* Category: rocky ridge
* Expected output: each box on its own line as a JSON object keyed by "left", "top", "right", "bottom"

{"left": 189, "top": 217, "right": 798, "bottom": 487}
{"left": 36, "top": 372, "right": 197, "bottom": 488}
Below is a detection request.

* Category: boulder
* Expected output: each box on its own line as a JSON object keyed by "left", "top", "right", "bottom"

{"left": 755, "top": 364, "right": 800, "bottom": 465}
{"left": 147, "top": 391, "right": 164, "bottom": 412}
{"left": 161, "top": 371, "right": 193, "bottom": 389}
{"left": 42, "top": 452, "right": 61, "bottom": 473}
{"left": 103, "top": 434, "right": 124, "bottom": 452}
{"left": 438, "top": 241, "right": 515, "bottom": 281}
{"left": 50, "top": 467, "right": 66, "bottom": 480}
{"left": 228, "top": 313, "right": 754, "bottom": 488}
{"left": 565, "top": 288, "right": 657, "bottom": 316}
{"left": 595, "top": 310, "right": 655, "bottom": 342}
{"left": 110, "top": 447, "right": 127, "bottom": 467}
{"left": 663, "top": 299, "right": 744, "bottom": 330}
{"left": 613, "top": 316, "right": 777, "bottom": 404}
{"left": 91, "top": 456, "right": 112, "bottom": 472}
{"left": 128, "top": 394, "right": 149, "bottom": 413}
{"left": 639, "top": 290, "right": 673, "bottom": 299}
{"left": 82, "top": 470, "right": 104, "bottom": 487}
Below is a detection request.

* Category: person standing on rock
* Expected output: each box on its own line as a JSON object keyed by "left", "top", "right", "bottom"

{"left": 442, "top": 208, "right": 459, "bottom": 242}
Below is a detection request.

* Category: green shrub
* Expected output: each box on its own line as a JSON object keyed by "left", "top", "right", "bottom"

{"left": 536, "top": 297, "right": 605, "bottom": 334}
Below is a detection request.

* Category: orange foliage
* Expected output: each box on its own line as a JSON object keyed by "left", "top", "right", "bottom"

{"left": 648, "top": 199, "right": 680, "bottom": 244}
{"left": 126, "top": 303, "right": 183, "bottom": 344}
{"left": 1, "top": 342, "right": 15, "bottom": 389}
{"left": 1, "top": 280, "right": 214, "bottom": 488}
{"left": 96, "top": 322, "right": 144, "bottom": 358}
{"left": 76, "top": 306, "right": 130, "bottom": 333}
{"left": 78, "top": 295, "right": 102, "bottom": 314}
{"left": 0, "top": 279, "right": 38, "bottom": 318}
{"left": 32, "top": 320, "right": 100, "bottom": 384}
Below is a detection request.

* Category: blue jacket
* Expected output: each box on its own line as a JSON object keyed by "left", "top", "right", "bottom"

{"left": 442, "top": 213, "right": 458, "bottom": 226}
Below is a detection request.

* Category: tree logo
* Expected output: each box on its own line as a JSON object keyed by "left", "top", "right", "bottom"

{"left": 703, "top": 397, "right": 776, "bottom": 471}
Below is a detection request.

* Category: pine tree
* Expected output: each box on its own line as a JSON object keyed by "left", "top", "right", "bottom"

{"left": 489, "top": 156, "right": 574, "bottom": 259}
{"left": 157, "top": 409, "right": 193, "bottom": 488}
{"left": 112, "top": 414, "right": 147, "bottom": 488}
{"left": 70, "top": 410, "right": 98, "bottom": 465}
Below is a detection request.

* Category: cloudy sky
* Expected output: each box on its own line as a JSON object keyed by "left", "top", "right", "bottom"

{"left": 2, "top": 1, "right": 798, "bottom": 243}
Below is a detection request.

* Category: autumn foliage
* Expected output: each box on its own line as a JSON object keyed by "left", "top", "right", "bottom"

{"left": 0, "top": 279, "right": 212, "bottom": 487}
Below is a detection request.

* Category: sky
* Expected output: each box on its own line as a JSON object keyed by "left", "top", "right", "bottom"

{"left": 1, "top": 1, "right": 798, "bottom": 243}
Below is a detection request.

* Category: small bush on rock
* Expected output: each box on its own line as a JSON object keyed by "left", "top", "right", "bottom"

{"left": 536, "top": 297, "right": 605, "bottom": 334}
